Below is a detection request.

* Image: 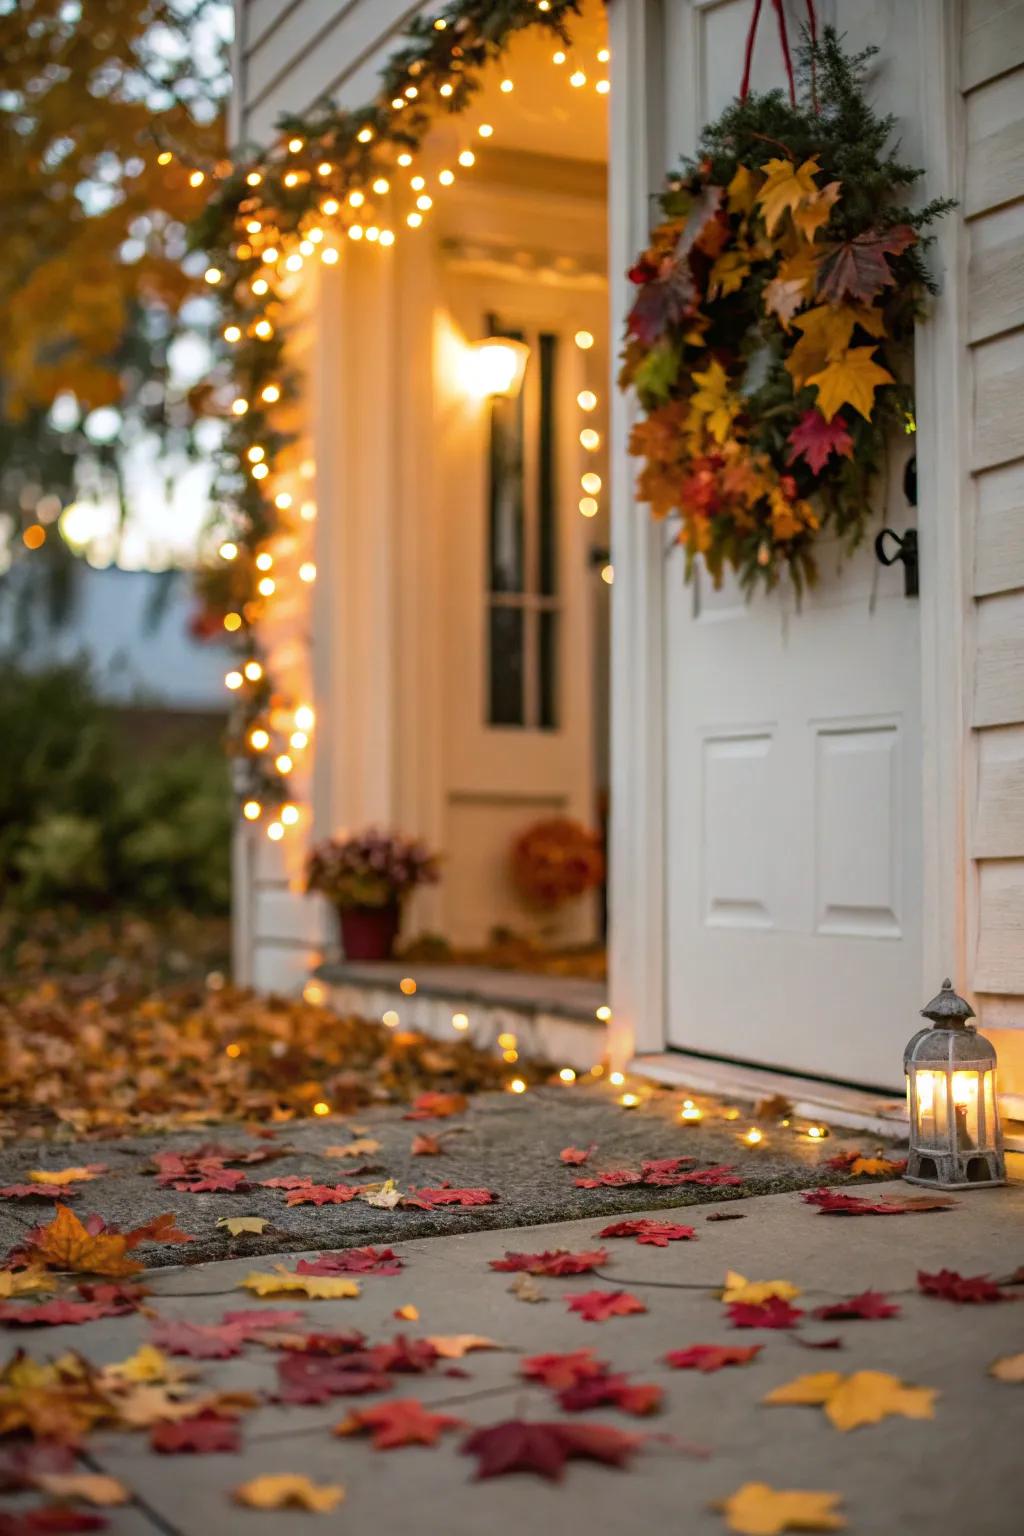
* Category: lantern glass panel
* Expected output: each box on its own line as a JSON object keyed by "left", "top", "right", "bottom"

{"left": 983, "top": 1070, "right": 998, "bottom": 1148}
{"left": 913, "top": 1069, "right": 948, "bottom": 1149}
{"left": 950, "top": 1070, "right": 980, "bottom": 1151}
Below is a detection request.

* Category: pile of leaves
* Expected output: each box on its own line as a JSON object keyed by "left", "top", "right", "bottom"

{"left": 621, "top": 27, "right": 953, "bottom": 592}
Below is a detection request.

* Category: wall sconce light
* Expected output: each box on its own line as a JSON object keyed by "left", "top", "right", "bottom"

{"left": 462, "top": 337, "right": 530, "bottom": 399}
{"left": 904, "top": 979, "right": 1005, "bottom": 1188}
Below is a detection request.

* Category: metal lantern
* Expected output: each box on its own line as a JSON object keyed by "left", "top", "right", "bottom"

{"left": 904, "top": 979, "right": 1005, "bottom": 1189}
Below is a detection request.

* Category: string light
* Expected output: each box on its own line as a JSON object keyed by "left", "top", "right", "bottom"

{"left": 253, "top": 319, "right": 273, "bottom": 338}
{"left": 372, "top": 176, "right": 390, "bottom": 194}
{"left": 189, "top": 170, "right": 204, "bottom": 187}
{"left": 577, "top": 390, "right": 597, "bottom": 411}
{"left": 579, "top": 497, "right": 598, "bottom": 517}
{"left": 596, "top": 80, "right": 610, "bottom": 95}
{"left": 620, "top": 1092, "right": 640, "bottom": 1108}
{"left": 397, "top": 153, "right": 413, "bottom": 167}
{"left": 246, "top": 171, "right": 262, "bottom": 186}
{"left": 458, "top": 150, "right": 475, "bottom": 167}
{"left": 288, "top": 137, "right": 304, "bottom": 153}
{"left": 744, "top": 1127, "right": 764, "bottom": 1146}
{"left": 581, "top": 471, "right": 602, "bottom": 494}
{"left": 321, "top": 197, "right": 340, "bottom": 215}
{"left": 559, "top": 1068, "right": 576, "bottom": 1083}
{"left": 275, "top": 754, "right": 293, "bottom": 774}
{"left": 601, "top": 563, "right": 614, "bottom": 585}
{"left": 509, "top": 1078, "right": 527, "bottom": 1094}
{"left": 580, "top": 428, "right": 601, "bottom": 450}
{"left": 299, "top": 562, "right": 317, "bottom": 583}
{"left": 243, "top": 661, "right": 263, "bottom": 681}
{"left": 223, "top": 325, "right": 241, "bottom": 343}
{"left": 250, "top": 728, "right": 270, "bottom": 750}
{"left": 382, "top": 1010, "right": 399, "bottom": 1027}
{"left": 357, "top": 126, "right": 374, "bottom": 143}
{"left": 252, "top": 463, "right": 269, "bottom": 480}
{"left": 400, "top": 977, "right": 417, "bottom": 995}
{"left": 267, "top": 821, "right": 285, "bottom": 841}
{"left": 552, "top": 50, "right": 566, "bottom": 64}
{"left": 243, "top": 800, "right": 261, "bottom": 820}
{"left": 231, "top": 398, "right": 248, "bottom": 415}
{"left": 257, "top": 574, "right": 275, "bottom": 594}
{"left": 596, "top": 1004, "right": 612, "bottom": 1021}
{"left": 380, "top": 229, "right": 395, "bottom": 247}
{"left": 204, "top": 267, "right": 222, "bottom": 285}
{"left": 219, "top": 541, "right": 238, "bottom": 560}
{"left": 281, "top": 804, "right": 300, "bottom": 825}
{"left": 225, "top": 671, "right": 243, "bottom": 690}
{"left": 597, "top": 47, "right": 611, "bottom": 62}
{"left": 290, "top": 731, "right": 309, "bottom": 750}
{"left": 569, "top": 70, "right": 586, "bottom": 88}
{"left": 574, "top": 329, "right": 594, "bottom": 349}
{"left": 312, "top": 1099, "right": 330, "bottom": 1115}
{"left": 407, "top": 212, "right": 423, "bottom": 228}
{"left": 452, "top": 1012, "right": 469, "bottom": 1030}
{"left": 274, "top": 491, "right": 292, "bottom": 510}
{"left": 439, "top": 82, "right": 454, "bottom": 98}
{"left": 609, "top": 1070, "right": 625, "bottom": 1086}
{"left": 251, "top": 277, "right": 269, "bottom": 296}
{"left": 321, "top": 248, "right": 339, "bottom": 264}
{"left": 23, "top": 524, "right": 45, "bottom": 549}
{"left": 500, "top": 78, "right": 514, "bottom": 92}
{"left": 157, "top": 150, "right": 173, "bottom": 165}
{"left": 681, "top": 1102, "right": 703, "bottom": 1122}
{"left": 223, "top": 612, "right": 242, "bottom": 632}
{"left": 254, "top": 550, "right": 273, "bottom": 568}
{"left": 438, "top": 168, "right": 455, "bottom": 186}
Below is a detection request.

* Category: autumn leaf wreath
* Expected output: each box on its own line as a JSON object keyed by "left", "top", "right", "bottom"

{"left": 621, "top": 27, "right": 953, "bottom": 594}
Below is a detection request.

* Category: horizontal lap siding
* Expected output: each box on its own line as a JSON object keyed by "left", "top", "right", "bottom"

{"left": 237, "top": 0, "right": 428, "bottom": 147}
{"left": 965, "top": 1, "right": 1024, "bottom": 1019}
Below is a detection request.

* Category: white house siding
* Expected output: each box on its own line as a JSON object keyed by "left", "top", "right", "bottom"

{"left": 961, "top": 0, "right": 1024, "bottom": 1101}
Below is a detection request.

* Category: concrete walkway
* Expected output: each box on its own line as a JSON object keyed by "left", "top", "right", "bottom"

{"left": 3, "top": 1179, "right": 1022, "bottom": 1534}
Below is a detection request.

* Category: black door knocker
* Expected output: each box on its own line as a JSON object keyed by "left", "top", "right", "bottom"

{"left": 874, "top": 527, "right": 919, "bottom": 597}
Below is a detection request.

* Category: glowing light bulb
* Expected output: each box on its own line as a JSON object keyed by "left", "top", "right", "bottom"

{"left": 254, "top": 551, "right": 273, "bottom": 569}
{"left": 189, "top": 170, "right": 204, "bottom": 187}
{"left": 399, "top": 977, "right": 417, "bottom": 995}
{"left": 288, "top": 137, "right": 304, "bottom": 153}
{"left": 243, "top": 800, "right": 261, "bottom": 821}
{"left": 247, "top": 446, "right": 265, "bottom": 463}
{"left": 261, "top": 384, "right": 281, "bottom": 403}
{"left": 579, "top": 497, "right": 598, "bottom": 518}
{"left": 570, "top": 70, "right": 587, "bottom": 88}
{"left": 204, "top": 267, "right": 222, "bottom": 285}
{"left": 498, "top": 1033, "right": 517, "bottom": 1049}
{"left": 312, "top": 1099, "right": 330, "bottom": 1115}
{"left": 348, "top": 190, "right": 365, "bottom": 207}
{"left": 598, "top": 47, "right": 611, "bottom": 63}
{"left": 223, "top": 612, "right": 242, "bottom": 633}
{"left": 382, "top": 1010, "right": 399, "bottom": 1027}
{"left": 559, "top": 1068, "right": 576, "bottom": 1083}
{"left": 317, "top": 161, "right": 333, "bottom": 177}
{"left": 250, "top": 728, "right": 270, "bottom": 750}
{"left": 500, "top": 79, "right": 513, "bottom": 93}
{"left": 295, "top": 705, "right": 315, "bottom": 730}
{"left": 257, "top": 575, "right": 275, "bottom": 595}
{"left": 596, "top": 1004, "right": 612, "bottom": 1021}
{"left": 299, "top": 562, "right": 317, "bottom": 583}
{"left": 357, "top": 126, "right": 374, "bottom": 143}
{"left": 577, "top": 390, "right": 598, "bottom": 411}
{"left": 285, "top": 252, "right": 303, "bottom": 270}
{"left": 416, "top": 194, "right": 432, "bottom": 211}
{"left": 744, "top": 1127, "right": 763, "bottom": 1146}
{"left": 478, "top": 123, "right": 493, "bottom": 138}
{"left": 290, "top": 731, "right": 308, "bottom": 750}
{"left": 157, "top": 150, "right": 173, "bottom": 165}
{"left": 575, "top": 329, "right": 594, "bottom": 350}
{"left": 219, "top": 541, "right": 238, "bottom": 560}
{"left": 681, "top": 1104, "right": 703, "bottom": 1122}
{"left": 552, "top": 50, "right": 566, "bottom": 65}
{"left": 261, "top": 247, "right": 279, "bottom": 264}
{"left": 806, "top": 1124, "right": 829, "bottom": 1140}
{"left": 303, "top": 980, "right": 325, "bottom": 1004}
{"left": 601, "top": 563, "right": 614, "bottom": 585}
{"left": 373, "top": 177, "right": 390, "bottom": 194}
{"left": 411, "top": 176, "right": 426, "bottom": 190}
{"left": 246, "top": 171, "right": 262, "bottom": 186}
{"left": 231, "top": 398, "right": 248, "bottom": 416}
{"left": 503, "top": 1049, "right": 519, "bottom": 1063}
{"left": 596, "top": 80, "right": 610, "bottom": 95}
{"left": 406, "top": 212, "right": 423, "bottom": 228}
{"left": 321, "top": 248, "right": 339, "bottom": 264}
{"left": 365, "top": 226, "right": 380, "bottom": 242}
{"left": 580, "top": 428, "right": 601, "bottom": 450}
{"left": 321, "top": 197, "right": 340, "bottom": 215}
{"left": 283, "top": 172, "right": 299, "bottom": 188}
{"left": 438, "top": 169, "right": 455, "bottom": 186}
{"left": 300, "top": 500, "right": 317, "bottom": 521}
{"left": 267, "top": 821, "right": 284, "bottom": 841}
{"left": 379, "top": 229, "right": 395, "bottom": 247}
{"left": 609, "top": 1070, "right": 625, "bottom": 1086}
{"left": 254, "top": 320, "right": 273, "bottom": 338}
{"left": 581, "top": 471, "right": 602, "bottom": 494}
{"left": 274, "top": 492, "right": 292, "bottom": 510}
{"left": 243, "top": 661, "right": 263, "bottom": 681}
{"left": 252, "top": 463, "right": 269, "bottom": 480}
{"left": 397, "top": 153, "right": 413, "bottom": 167}
{"left": 458, "top": 150, "right": 475, "bottom": 168}
{"left": 223, "top": 325, "right": 241, "bottom": 344}
{"left": 275, "top": 754, "right": 293, "bottom": 774}
{"left": 509, "top": 1079, "right": 527, "bottom": 1094}
{"left": 620, "top": 1092, "right": 640, "bottom": 1108}
{"left": 439, "top": 82, "right": 453, "bottom": 98}
{"left": 281, "top": 804, "right": 300, "bottom": 826}
{"left": 225, "top": 671, "right": 243, "bottom": 690}
{"left": 452, "top": 1012, "right": 469, "bottom": 1030}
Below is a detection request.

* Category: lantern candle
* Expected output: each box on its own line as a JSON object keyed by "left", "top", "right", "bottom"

{"left": 904, "top": 980, "right": 1004, "bottom": 1189}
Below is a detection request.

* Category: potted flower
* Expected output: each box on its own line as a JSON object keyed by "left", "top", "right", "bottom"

{"left": 510, "top": 817, "right": 605, "bottom": 909}
{"left": 306, "top": 829, "right": 441, "bottom": 961}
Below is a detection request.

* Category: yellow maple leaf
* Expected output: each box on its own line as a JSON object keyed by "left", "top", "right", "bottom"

{"left": 990, "top": 1352, "right": 1024, "bottom": 1383}
{"left": 233, "top": 1475, "right": 344, "bottom": 1513}
{"left": 427, "top": 1334, "right": 501, "bottom": 1359}
{"left": 241, "top": 1267, "right": 360, "bottom": 1300}
{"left": 0, "top": 1267, "right": 55, "bottom": 1298}
{"left": 708, "top": 250, "right": 751, "bottom": 301}
{"left": 764, "top": 247, "right": 821, "bottom": 327}
{"left": 27, "top": 1167, "right": 103, "bottom": 1185}
{"left": 792, "top": 179, "right": 841, "bottom": 242}
{"left": 756, "top": 157, "right": 822, "bottom": 235}
{"left": 765, "top": 1370, "right": 937, "bottom": 1432}
{"left": 102, "top": 1345, "right": 189, "bottom": 1386}
{"left": 723, "top": 1271, "right": 801, "bottom": 1305}
{"left": 395, "top": 1304, "right": 419, "bottom": 1321}
{"left": 324, "top": 1138, "right": 381, "bottom": 1158}
{"left": 806, "top": 346, "right": 894, "bottom": 422}
{"left": 785, "top": 305, "right": 858, "bottom": 387}
{"left": 717, "top": 1481, "right": 846, "bottom": 1534}
{"left": 690, "top": 360, "right": 737, "bottom": 444}
{"left": 110, "top": 1385, "right": 201, "bottom": 1428}
{"left": 29, "top": 1205, "right": 142, "bottom": 1277}
{"left": 217, "top": 1216, "right": 268, "bottom": 1236}
{"left": 727, "top": 164, "right": 759, "bottom": 216}
{"left": 34, "top": 1473, "right": 130, "bottom": 1506}
{"left": 848, "top": 1155, "right": 903, "bottom": 1177}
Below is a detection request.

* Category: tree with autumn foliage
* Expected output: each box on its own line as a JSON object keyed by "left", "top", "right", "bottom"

{"left": 0, "top": 0, "right": 228, "bottom": 561}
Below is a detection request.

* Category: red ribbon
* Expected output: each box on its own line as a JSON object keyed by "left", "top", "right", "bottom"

{"left": 740, "top": 0, "right": 817, "bottom": 108}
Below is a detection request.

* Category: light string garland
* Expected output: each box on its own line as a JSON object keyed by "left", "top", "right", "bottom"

{"left": 179, "top": 0, "right": 596, "bottom": 836}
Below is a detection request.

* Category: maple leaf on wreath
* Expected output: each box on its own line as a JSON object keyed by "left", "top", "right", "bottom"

{"left": 727, "top": 1298, "right": 804, "bottom": 1330}
{"left": 336, "top": 1398, "right": 464, "bottom": 1450}
{"left": 813, "top": 1291, "right": 901, "bottom": 1321}
{"left": 785, "top": 410, "right": 854, "bottom": 475}
{"left": 565, "top": 1290, "right": 647, "bottom": 1323}
{"left": 520, "top": 1350, "right": 607, "bottom": 1390}
{"left": 805, "top": 346, "right": 894, "bottom": 423}
{"left": 490, "top": 1249, "right": 609, "bottom": 1277}
{"left": 716, "top": 1480, "right": 846, "bottom": 1535}
{"left": 296, "top": 1247, "right": 403, "bottom": 1277}
{"left": 917, "top": 1268, "right": 1016, "bottom": 1304}
{"left": 665, "top": 1344, "right": 763, "bottom": 1373}
{"left": 816, "top": 224, "right": 916, "bottom": 305}
{"left": 598, "top": 1219, "right": 697, "bottom": 1246}
{"left": 756, "top": 156, "right": 823, "bottom": 235}
{"left": 150, "top": 1412, "right": 241, "bottom": 1454}
{"left": 461, "top": 1418, "right": 641, "bottom": 1481}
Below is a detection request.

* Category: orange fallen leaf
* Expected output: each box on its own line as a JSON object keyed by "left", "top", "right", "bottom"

{"left": 27, "top": 1166, "right": 107, "bottom": 1185}
{"left": 722, "top": 1271, "right": 800, "bottom": 1305}
{"left": 394, "top": 1304, "right": 419, "bottom": 1321}
{"left": 716, "top": 1481, "right": 845, "bottom": 1534}
{"left": 233, "top": 1474, "right": 344, "bottom": 1513}
{"left": 427, "top": 1334, "right": 501, "bottom": 1359}
{"left": 324, "top": 1139, "right": 381, "bottom": 1159}
{"left": 28, "top": 1205, "right": 143, "bottom": 1277}
{"left": 989, "top": 1352, "right": 1024, "bottom": 1384}
{"left": 0, "top": 1267, "right": 56, "bottom": 1298}
{"left": 764, "top": 1370, "right": 937, "bottom": 1431}
{"left": 33, "top": 1472, "right": 130, "bottom": 1505}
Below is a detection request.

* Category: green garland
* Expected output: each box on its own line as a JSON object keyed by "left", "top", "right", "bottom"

{"left": 188, "top": 0, "right": 585, "bottom": 825}
{"left": 621, "top": 29, "right": 952, "bottom": 593}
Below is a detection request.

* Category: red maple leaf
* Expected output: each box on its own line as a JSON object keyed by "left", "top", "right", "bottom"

{"left": 274, "top": 1329, "right": 367, "bottom": 1356}
{"left": 639, "top": 1157, "right": 696, "bottom": 1183}
{"left": 785, "top": 409, "right": 855, "bottom": 475}
{"left": 0, "top": 1298, "right": 126, "bottom": 1328}
{"left": 565, "top": 1290, "right": 647, "bottom": 1323}
{"left": 559, "top": 1146, "right": 596, "bottom": 1165}
{"left": 598, "top": 1219, "right": 696, "bottom": 1247}
{"left": 462, "top": 1418, "right": 641, "bottom": 1481}
{"left": 0, "top": 1511, "right": 108, "bottom": 1533}
{"left": 258, "top": 1176, "right": 312, "bottom": 1189}
{"left": 490, "top": 1248, "right": 609, "bottom": 1277}
{"left": 557, "top": 1373, "right": 663, "bottom": 1417}
{"left": 150, "top": 1413, "right": 240, "bottom": 1454}
{"left": 167, "top": 1169, "right": 250, "bottom": 1194}
{"left": 123, "top": 1213, "right": 193, "bottom": 1248}
{"left": 402, "top": 1091, "right": 468, "bottom": 1121}
{"left": 520, "top": 1350, "right": 607, "bottom": 1390}
{"left": 673, "top": 1165, "right": 743, "bottom": 1187}
{"left": 0, "top": 1185, "right": 79, "bottom": 1202}
{"left": 75, "top": 1281, "right": 148, "bottom": 1312}
{"left": 283, "top": 1183, "right": 362, "bottom": 1207}
{"left": 803, "top": 1188, "right": 957, "bottom": 1216}
{"left": 275, "top": 1353, "right": 392, "bottom": 1404}
{"left": 365, "top": 1336, "right": 440, "bottom": 1375}
{"left": 917, "top": 1268, "right": 1015, "bottom": 1304}
{"left": 665, "top": 1344, "right": 763, "bottom": 1372}
{"left": 813, "top": 1290, "right": 901, "bottom": 1321}
{"left": 574, "top": 1170, "right": 644, "bottom": 1189}
{"left": 816, "top": 223, "right": 917, "bottom": 303}
{"left": 150, "top": 1320, "right": 247, "bottom": 1358}
{"left": 726, "top": 1298, "right": 804, "bottom": 1330}
{"left": 403, "top": 1186, "right": 495, "bottom": 1208}
{"left": 297, "top": 1247, "right": 403, "bottom": 1276}
{"left": 337, "top": 1397, "right": 464, "bottom": 1449}
{"left": 221, "top": 1308, "right": 306, "bottom": 1335}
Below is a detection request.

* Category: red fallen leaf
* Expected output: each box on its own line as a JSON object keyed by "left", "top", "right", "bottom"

{"left": 183, "top": 1141, "right": 289, "bottom": 1166}
{"left": 221, "top": 1309, "right": 306, "bottom": 1335}
{"left": 273, "top": 1330, "right": 367, "bottom": 1356}
{"left": 565, "top": 1290, "right": 647, "bottom": 1323}
{"left": 275, "top": 1353, "right": 392, "bottom": 1404}
{"left": 0, "top": 1511, "right": 108, "bottom": 1533}
{"left": 0, "top": 1298, "right": 126, "bottom": 1328}
{"left": 785, "top": 409, "right": 854, "bottom": 475}
{"left": 365, "top": 1336, "right": 440, "bottom": 1375}
{"left": 0, "top": 1442, "right": 76, "bottom": 1493}
{"left": 557, "top": 1373, "right": 663, "bottom": 1417}
{"left": 123, "top": 1213, "right": 194, "bottom": 1248}
{"left": 816, "top": 223, "right": 917, "bottom": 304}
{"left": 917, "top": 1268, "right": 1016, "bottom": 1304}
{"left": 410, "top": 1134, "right": 444, "bottom": 1156}
{"left": 804, "top": 1188, "right": 957, "bottom": 1216}
{"left": 598, "top": 1219, "right": 696, "bottom": 1247}
{"left": 403, "top": 1186, "right": 495, "bottom": 1208}
{"left": 639, "top": 1157, "right": 696, "bottom": 1182}
{"left": 284, "top": 1184, "right": 362, "bottom": 1207}
{"left": 814, "top": 1290, "right": 901, "bottom": 1321}
{"left": 520, "top": 1350, "right": 607, "bottom": 1390}
{"left": 726, "top": 1298, "right": 804, "bottom": 1330}
{"left": 673, "top": 1165, "right": 744, "bottom": 1188}
{"left": 490, "top": 1249, "right": 609, "bottom": 1277}
{"left": 461, "top": 1418, "right": 641, "bottom": 1481}
{"left": 665, "top": 1344, "right": 763, "bottom": 1373}
{"left": 403, "top": 1091, "right": 468, "bottom": 1121}
{"left": 76, "top": 1281, "right": 148, "bottom": 1312}
{"left": 297, "top": 1247, "right": 403, "bottom": 1277}
{"left": 150, "top": 1320, "right": 247, "bottom": 1359}
{"left": 150, "top": 1413, "right": 240, "bottom": 1454}
{"left": 0, "top": 1186, "right": 79, "bottom": 1202}
{"left": 559, "top": 1146, "right": 596, "bottom": 1165}
{"left": 258, "top": 1176, "right": 313, "bottom": 1190}
{"left": 794, "top": 1335, "right": 844, "bottom": 1350}
{"left": 167, "top": 1170, "right": 250, "bottom": 1194}
{"left": 337, "top": 1398, "right": 464, "bottom": 1449}
{"left": 574, "top": 1170, "right": 644, "bottom": 1189}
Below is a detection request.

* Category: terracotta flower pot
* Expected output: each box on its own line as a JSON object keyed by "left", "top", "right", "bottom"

{"left": 338, "top": 902, "right": 400, "bottom": 962}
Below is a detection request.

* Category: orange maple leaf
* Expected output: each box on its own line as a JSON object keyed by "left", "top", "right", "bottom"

{"left": 28, "top": 1206, "right": 143, "bottom": 1277}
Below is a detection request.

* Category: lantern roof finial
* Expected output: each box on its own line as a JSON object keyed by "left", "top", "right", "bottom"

{"left": 921, "top": 978, "right": 975, "bottom": 1028}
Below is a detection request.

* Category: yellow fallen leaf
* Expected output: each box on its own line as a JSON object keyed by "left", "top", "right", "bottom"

{"left": 241, "top": 1267, "right": 360, "bottom": 1301}
{"left": 427, "top": 1334, "right": 501, "bottom": 1359}
{"left": 717, "top": 1481, "right": 845, "bottom": 1534}
{"left": 723, "top": 1271, "right": 801, "bottom": 1305}
{"left": 233, "top": 1475, "right": 344, "bottom": 1513}
{"left": 848, "top": 1155, "right": 903, "bottom": 1177}
{"left": 0, "top": 1266, "right": 56, "bottom": 1298}
{"left": 362, "top": 1179, "right": 402, "bottom": 1210}
{"left": 34, "top": 1473, "right": 130, "bottom": 1506}
{"left": 395, "top": 1304, "right": 419, "bottom": 1321}
{"left": 102, "top": 1345, "right": 190, "bottom": 1386}
{"left": 27, "top": 1167, "right": 104, "bottom": 1185}
{"left": 110, "top": 1385, "right": 197, "bottom": 1428}
{"left": 990, "top": 1352, "right": 1024, "bottom": 1383}
{"left": 765, "top": 1370, "right": 937, "bottom": 1432}
{"left": 217, "top": 1216, "right": 268, "bottom": 1236}
{"left": 324, "top": 1139, "right": 380, "bottom": 1158}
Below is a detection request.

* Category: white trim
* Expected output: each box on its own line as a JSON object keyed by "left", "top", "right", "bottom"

{"left": 608, "top": 0, "right": 668, "bottom": 1062}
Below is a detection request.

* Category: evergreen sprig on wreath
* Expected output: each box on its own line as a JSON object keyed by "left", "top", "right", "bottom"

{"left": 621, "top": 28, "right": 953, "bottom": 594}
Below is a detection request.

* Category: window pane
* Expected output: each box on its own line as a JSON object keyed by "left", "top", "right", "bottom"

{"left": 488, "top": 605, "right": 524, "bottom": 726}
{"left": 539, "top": 609, "right": 558, "bottom": 730}
{"left": 538, "top": 332, "right": 558, "bottom": 598}
{"left": 488, "top": 326, "right": 526, "bottom": 594}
